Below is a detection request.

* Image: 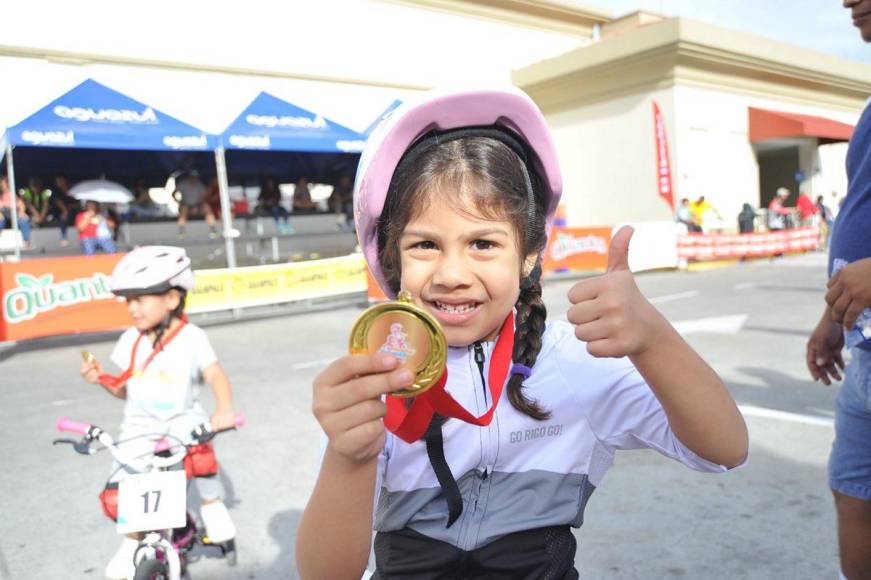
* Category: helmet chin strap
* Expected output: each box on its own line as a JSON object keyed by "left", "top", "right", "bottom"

{"left": 147, "top": 312, "right": 177, "bottom": 348}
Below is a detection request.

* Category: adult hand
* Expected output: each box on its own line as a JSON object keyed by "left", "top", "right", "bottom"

{"left": 806, "top": 309, "right": 845, "bottom": 385}
{"left": 312, "top": 353, "right": 414, "bottom": 465}
{"left": 566, "top": 226, "right": 665, "bottom": 358}
{"left": 827, "top": 257, "right": 871, "bottom": 330}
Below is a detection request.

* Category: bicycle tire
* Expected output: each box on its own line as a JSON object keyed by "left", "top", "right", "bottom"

{"left": 133, "top": 558, "right": 170, "bottom": 580}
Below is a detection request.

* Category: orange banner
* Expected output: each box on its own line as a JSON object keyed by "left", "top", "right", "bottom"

{"left": 0, "top": 254, "right": 128, "bottom": 342}
{"left": 543, "top": 226, "right": 612, "bottom": 273}
{"left": 366, "top": 267, "right": 389, "bottom": 303}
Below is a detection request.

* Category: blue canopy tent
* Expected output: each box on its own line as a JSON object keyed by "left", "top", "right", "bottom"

{"left": 6, "top": 78, "right": 214, "bottom": 152}
{"left": 216, "top": 92, "right": 367, "bottom": 200}
{"left": 362, "top": 99, "right": 403, "bottom": 137}
{"left": 2, "top": 79, "right": 235, "bottom": 263}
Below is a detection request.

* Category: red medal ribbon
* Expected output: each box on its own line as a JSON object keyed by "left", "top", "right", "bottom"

{"left": 98, "top": 315, "right": 189, "bottom": 391}
{"left": 384, "top": 313, "right": 514, "bottom": 443}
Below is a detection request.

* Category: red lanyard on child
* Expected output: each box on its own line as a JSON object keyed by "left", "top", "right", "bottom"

{"left": 98, "top": 315, "right": 188, "bottom": 391}
{"left": 384, "top": 313, "right": 514, "bottom": 443}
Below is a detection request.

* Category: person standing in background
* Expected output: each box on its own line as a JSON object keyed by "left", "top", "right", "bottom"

{"left": 797, "top": 190, "right": 820, "bottom": 227}
{"left": 51, "top": 175, "right": 78, "bottom": 247}
{"left": 21, "top": 177, "right": 51, "bottom": 227}
{"left": 75, "top": 200, "right": 116, "bottom": 255}
{"left": 174, "top": 170, "right": 217, "bottom": 239}
{"left": 292, "top": 177, "right": 317, "bottom": 213}
{"left": 690, "top": 195, "right": 722, "bottom": 233}
{"left": 258, "top": 176, "right": 292, "bottom": 233}
{"left": 328, "top": 174, "right": 354, "bottom": 230}
{"left": 0, "top": 175, "right": 32, "bottom": 249}
{"left": 817, "top": 194, "right": 835, "bottom": 251}
{"left": 738, "top": 203, "right": 757, "bottom": 234}
{"left": 767, "top": 187, "right": 793, "bottom": 231}
{"left": 804, "top": 2, "right": 871, "bottom": 577}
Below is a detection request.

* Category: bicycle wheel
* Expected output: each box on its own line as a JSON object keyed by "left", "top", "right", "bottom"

{"left": 133, "top": 558, "right": 169, "bottom": 580}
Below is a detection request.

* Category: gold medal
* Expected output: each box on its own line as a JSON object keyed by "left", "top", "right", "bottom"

{"left": 81, "top": 350, "right": 96, "bottom": 364}
{"left": 349, "top": 290, "right": 447, "bottom": 398}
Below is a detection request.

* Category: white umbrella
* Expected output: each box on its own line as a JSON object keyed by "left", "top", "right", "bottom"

{"left": 69, "top": 179, "right": 134, "bottom": 204}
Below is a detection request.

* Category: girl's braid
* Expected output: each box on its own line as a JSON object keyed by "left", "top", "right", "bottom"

{"left": 507, "top": 265, "right": 550, "bottom": 420}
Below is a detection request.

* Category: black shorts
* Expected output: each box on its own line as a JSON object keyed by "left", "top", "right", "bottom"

{"left": 372, "top": 525, "right": 579, "bottom": 579}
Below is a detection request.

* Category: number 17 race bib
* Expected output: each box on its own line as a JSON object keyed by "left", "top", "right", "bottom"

{"left": 117, "top": 470, "right": 186, "bottom": 534}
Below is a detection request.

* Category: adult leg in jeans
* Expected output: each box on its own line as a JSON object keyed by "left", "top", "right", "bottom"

{"left": 98, "top": 237, "right": 116, "bottom": 254}
{"left": 177, "top": 204, "right": 189, "bottom": 237}
{"left": 272, "top": 206, "right": 292, "bottom": 233}
{"left": 81, "top": 237, "right": 97, "bottom": 255}
{"left": 19, "top": 215, "right": 31, "bottom": 245}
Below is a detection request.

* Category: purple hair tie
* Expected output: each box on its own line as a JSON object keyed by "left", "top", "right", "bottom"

{"left": 510, "top": 364, "right": 532, "bottom": 380}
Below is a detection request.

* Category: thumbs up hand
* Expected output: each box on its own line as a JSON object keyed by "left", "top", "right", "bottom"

{"left": 566, "top": 226, "right": 665, "bottom": 358}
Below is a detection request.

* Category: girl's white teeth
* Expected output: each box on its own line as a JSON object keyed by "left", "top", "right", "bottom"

{"left": 436, "top": 301, "right": 477, "bottom": 314}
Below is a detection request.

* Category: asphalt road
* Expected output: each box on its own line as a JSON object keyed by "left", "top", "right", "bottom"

{"left": 0, "top": 252, "right": 842, "bottom": 579}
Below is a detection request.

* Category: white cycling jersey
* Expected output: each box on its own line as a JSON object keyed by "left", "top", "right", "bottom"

{"left": 373, "top": 319, "right": 736, "bottom": 551}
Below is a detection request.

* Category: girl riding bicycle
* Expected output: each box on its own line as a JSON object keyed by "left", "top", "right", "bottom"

{"left": 80, "top": 245, "right": 237, "bottom": 579}
{"left": 296, "top": 87, "right": 749, "bottom": 578}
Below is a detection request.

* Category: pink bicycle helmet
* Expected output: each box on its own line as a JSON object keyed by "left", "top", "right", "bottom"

{"left": 354, "top": 86, "right": 562, "bottom": 296}
{"left": 110, "top": 246, "right": 195, "bottom": 297}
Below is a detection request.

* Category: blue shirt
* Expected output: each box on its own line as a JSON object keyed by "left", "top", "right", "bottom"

{"left": 829, "top": 99, "right": 871, "bottom": 349}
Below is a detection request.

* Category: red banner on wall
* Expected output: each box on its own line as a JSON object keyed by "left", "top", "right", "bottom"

{"left": 0, "top": 255, "right": 128, "bottom": 342}
{"left": 652, "top": 101, "right": 674, "bottom": 210}
{"left": 677, "top": 227, "right": 819, "bottom": 261}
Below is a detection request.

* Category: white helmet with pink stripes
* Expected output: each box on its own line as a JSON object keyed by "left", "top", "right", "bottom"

{"left": 353, "top": 86, "right": 563, "bottom": 297}
{"left": 110, "top": 245, "right": 195, "bottom": 297}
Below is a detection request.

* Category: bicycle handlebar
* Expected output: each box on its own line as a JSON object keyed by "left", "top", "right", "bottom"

{"left": 56, "top": 413, "right": 245, "bottom": 437}
{"left": 56, "top": 417, "right": 91, "bottom": 435}
{"left": 55, "top": 413, "right": 246, "bottom": 468}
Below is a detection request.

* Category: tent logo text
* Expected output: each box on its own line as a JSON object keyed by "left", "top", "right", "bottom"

{"left": 20, "top": 130, "right": 75, "bottom": 146}
{"left": 3, "top": 272, "right": 114, "bottom": 323}
{"left": 162, "top": 135, "right": 208, "bottom": 149}
{"left": 228, "top": 135, "right": 270, "bottom": 149}
{"left": 245, "top": 114, "right": 328, "bottom": 129}
{"left": 336, "top": 139, "right": 366, "bottom": 153}
{"left": 54, "top": 105, "right": 159, "bottom": 124}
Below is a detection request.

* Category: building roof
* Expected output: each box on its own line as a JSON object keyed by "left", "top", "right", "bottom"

{"left": 514, "top": 16, "right": 871, "bottom": 113}
{"left": 387, "top": 0, "right": 612, "bottom": 35}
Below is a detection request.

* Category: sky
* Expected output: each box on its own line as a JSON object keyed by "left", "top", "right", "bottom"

{"left": 581, "top": 0, "right": 871, "bottom": 63}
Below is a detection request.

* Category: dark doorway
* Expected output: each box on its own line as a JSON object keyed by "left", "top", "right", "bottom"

{"left": 757, "top": 146, "right": 799, "bottom": 208}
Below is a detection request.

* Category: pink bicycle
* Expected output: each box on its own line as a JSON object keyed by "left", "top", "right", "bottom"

{"left": 55, "top": 415, "right": 244, "bottom": 580}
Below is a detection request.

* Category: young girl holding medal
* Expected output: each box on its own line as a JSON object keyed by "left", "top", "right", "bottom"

{"left": 297, "top": 88, "right": 748, "bottom": 579}
{"left": 80, "top": 246, "right": 238, "bottom": 579}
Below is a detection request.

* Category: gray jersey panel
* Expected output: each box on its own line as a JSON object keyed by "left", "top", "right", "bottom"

{"left": 376, "top": 469, "right": 596, "bottom": 550}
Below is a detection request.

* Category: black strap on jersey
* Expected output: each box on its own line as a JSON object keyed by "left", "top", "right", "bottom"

{"left": 424, "top": 414, "right": 464, "bottom": 527}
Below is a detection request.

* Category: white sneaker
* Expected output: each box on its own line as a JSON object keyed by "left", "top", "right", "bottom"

{"left": 201, "top": 501, "right": 236, "bottom": 543}
{"left": 105, "top": 537, "right": 138, "bottom": 579}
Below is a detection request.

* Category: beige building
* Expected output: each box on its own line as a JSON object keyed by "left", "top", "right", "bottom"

{"left": 514, "top": 10, "right": 871, "bottom": 230}
{"left": 2, "top": 1, "right": 870, "bottom": 234}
